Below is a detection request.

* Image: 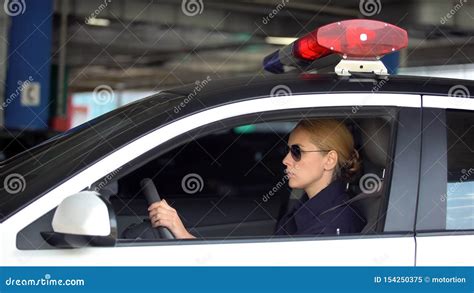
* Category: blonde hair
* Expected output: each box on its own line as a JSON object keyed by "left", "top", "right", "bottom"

{"left": 295, "top": 119, "right": 360, "bottom": 181}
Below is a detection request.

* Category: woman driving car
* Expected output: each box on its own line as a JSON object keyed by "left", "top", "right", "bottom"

{"left": 148, "top": 119, "right": 365, "bottom": 239}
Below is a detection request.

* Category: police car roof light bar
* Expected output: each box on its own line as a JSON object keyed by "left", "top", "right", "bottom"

{"left": 263, "top": 19, "right": 408, "bottom": 76}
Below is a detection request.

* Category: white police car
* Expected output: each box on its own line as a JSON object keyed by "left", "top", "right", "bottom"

{"left": 0, "top": 19, "right": 473, "bottom": 266}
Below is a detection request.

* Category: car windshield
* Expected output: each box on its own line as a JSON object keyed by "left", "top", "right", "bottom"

{"left": 0, "top": 91, "right": 184, "bottom": 222}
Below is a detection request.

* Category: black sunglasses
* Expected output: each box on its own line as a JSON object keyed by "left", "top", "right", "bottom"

{"left": 285, "top": 144, "right": 330, "bottom": 162}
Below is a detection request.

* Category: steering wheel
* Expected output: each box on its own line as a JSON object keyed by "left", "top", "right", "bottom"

{"left": 140, "top": 178, "right": 175, "bottom": 240}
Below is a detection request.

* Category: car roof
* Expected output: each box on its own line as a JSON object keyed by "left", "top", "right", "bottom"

{"left": 164, "top": 72, "right": 474, "bottom": 104}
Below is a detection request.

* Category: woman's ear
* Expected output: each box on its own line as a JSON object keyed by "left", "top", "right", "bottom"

{"left": 324, "top": 150, "right": 338, "bottom": 171}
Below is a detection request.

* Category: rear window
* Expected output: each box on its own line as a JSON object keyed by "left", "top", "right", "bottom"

{"left": 445, "top": 110, "right": 474, "bottom": 230}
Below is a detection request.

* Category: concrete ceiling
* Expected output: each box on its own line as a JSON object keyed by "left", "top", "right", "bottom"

{"left": 52, "top": 0, "right": 474, "bottom": 91}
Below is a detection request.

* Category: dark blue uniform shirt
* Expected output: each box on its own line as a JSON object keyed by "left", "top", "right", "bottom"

{"left": 275, "top": 180, "right": 365, "bottom": 236}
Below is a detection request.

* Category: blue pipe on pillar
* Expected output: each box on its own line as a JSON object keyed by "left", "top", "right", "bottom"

{"left": 381, "top": 51, "right": 400, "bottom": 75}
{"left": 3, "top": 0, "right": 53, "bottom": 130}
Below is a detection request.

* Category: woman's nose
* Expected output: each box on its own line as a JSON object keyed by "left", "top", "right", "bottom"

{"left": 283, "top": 151, "right": 292, "bottom": 167}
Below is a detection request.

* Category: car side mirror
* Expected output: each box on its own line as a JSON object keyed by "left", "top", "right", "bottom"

{"left": 41, "top": 191, "right": 117, "bottom": 248}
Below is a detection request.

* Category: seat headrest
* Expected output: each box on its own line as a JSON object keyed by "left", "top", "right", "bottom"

{"left": 360, "top": 119, "right": 390, "bottom": 168}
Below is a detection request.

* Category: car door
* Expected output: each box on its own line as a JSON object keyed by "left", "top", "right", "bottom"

{"left": 2, "top": 92, "right": 420, "bottom": 266}
{"left": 415, "top": 95, "right": 474, "bottom": 266}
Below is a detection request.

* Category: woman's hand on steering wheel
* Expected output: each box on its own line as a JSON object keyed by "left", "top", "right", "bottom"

{"left": 148, "top": 199, "right": 195, "bottom": 239}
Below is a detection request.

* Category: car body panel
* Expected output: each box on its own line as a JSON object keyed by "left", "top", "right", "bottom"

{"left": 415, "top": 234, "right": 474, "bottom": 266}
{"left": 2, "top": 227, "right": 415, "bottom": 266}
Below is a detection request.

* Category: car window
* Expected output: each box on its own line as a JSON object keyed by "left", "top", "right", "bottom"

{"left": 112, "top": 114, "right": 397, "bottom": 241}
{"left": 445, "top": 110, "right": 474, "bottom": 230}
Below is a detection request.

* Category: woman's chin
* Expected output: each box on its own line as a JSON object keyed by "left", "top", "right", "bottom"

{"left": 288, "top": 179, "right": 300, "bottom": 189}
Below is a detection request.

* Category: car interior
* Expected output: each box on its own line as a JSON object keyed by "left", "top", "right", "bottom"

{"left": 111, "top": 116, "right": 394, "bottom": 241}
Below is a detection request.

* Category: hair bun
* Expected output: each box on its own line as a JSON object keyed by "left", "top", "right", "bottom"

{"left": 341, "top": 149, "right": 361, "bottom": 181}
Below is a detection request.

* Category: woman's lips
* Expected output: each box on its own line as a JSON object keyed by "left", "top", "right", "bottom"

{"left": 286, "top": 170, "right": 296, "bottom": 178}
